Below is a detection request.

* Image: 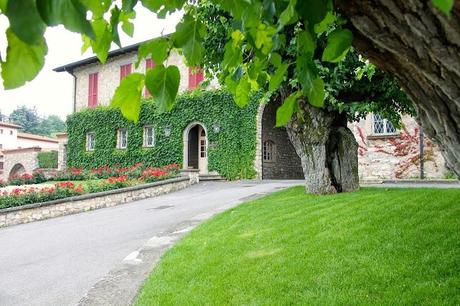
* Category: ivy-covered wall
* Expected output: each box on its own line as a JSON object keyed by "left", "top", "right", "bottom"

{"left": 66, "top": 90, "right": 260, "bottom": 179}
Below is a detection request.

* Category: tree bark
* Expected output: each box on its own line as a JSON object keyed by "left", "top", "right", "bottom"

{"left": 286, "top": 101, "right": 359, "bottom": 194}
{"left": 335, "top": 0, "right": 460, "bottom": 177}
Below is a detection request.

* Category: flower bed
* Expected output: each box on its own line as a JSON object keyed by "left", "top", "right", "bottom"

{"left": 0, "top": 164, "right": 180, "bottom": 210}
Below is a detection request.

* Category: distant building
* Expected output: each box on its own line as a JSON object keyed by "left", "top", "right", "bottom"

{"left": 0, "top": 122, "right": 59, "bottom": 181}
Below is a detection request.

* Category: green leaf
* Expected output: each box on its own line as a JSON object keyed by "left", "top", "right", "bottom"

{"left": 322, "top": 28, "right": 353, "bottom": 63}
{"left": 80, "top": 0, "right": 111, "bottom": 18}
{"left": 269, "top": 63, "right": 289, "bottom": 92}
{"left": 136, "top": 38, "right": 170, "bottom": 68}
{"left": 278, "top": 0, "right": 298, "bottom": 27}
{"left": 120, "top": 11, "right": 135, "bottom": 37}
{"left": 141, "top": 0, "right": 185, "bottom": 18}
{"left": 250, "top": 23, "right": 276, "bottom": 54}
{"left": 111, "top": 73, "right": 145, "bottom": 122}
{"left": 90, "top": 19, "right": 112, "bottom": 63}
{"left": 122, "top": 0, "right": 138, "bottom": 12}
{"left": 296, "top": 0, "right": 328, "bottom": 27}
{"left": 432, "top": 0, "right": 454, "bottom": 15}
{"left": 36, "top": 0, "right": 94, "bottom": 39}
{"left": 173, "top": 15, "right": 206, "bottom": 66}
{"left": 5, "top": 0, "right": 46, "bottom": 45}
{"left": 215, "top": 0, "right": 250, "bottom": 20}
{"left": 109, "top": 6, "right": 122, "bottom": 47}
{"left": 1, "top": 29, "right": 48, "bottom": 89}
{"left": 222, "top": 39, "right": 243, "bottom": 70}
{"left": 276, "top": 92, "right": 300, "bottom": 127}
{"left": 0, "top": 0, "right": 7, "bottom": 12}
{"left": 145, "top": 65, "right": 180, "bottom": 112}
{"left": 297, "top": 30, "right": 316, "bottom": 59}
{"left": 234, "top": 75, "right": 252, "bottom": 107}
{"left": 306, "top": 77, "right": 325, "bottom": 107}
{"left": 314, "top": 11, "right": 335, "bottom": 34}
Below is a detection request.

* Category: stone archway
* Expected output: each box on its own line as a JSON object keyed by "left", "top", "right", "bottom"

{"left": 256, "top": 101, "right": 303, "bottom": 179}
{"left": 9, "top": 163, "right": 26, "bottom": 180}
{"left": 183, "top": 122, "right": 208, "bottom": 174}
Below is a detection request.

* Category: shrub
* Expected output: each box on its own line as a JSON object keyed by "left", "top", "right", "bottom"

{"left": 37, "top": 151, "right": 58, "bottom": 169}
{"left": 8, "top": 171, "right": 47, "bottom": 186}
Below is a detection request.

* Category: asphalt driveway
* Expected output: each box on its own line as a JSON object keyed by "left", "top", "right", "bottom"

{"left": 0, "top": 180, "right": 301, "bottom": 306}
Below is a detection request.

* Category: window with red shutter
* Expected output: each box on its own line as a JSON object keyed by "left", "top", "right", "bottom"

{"left": 188, "top": 67, "right": 204, "bottom": 89}
{"left": 88, "top": 73, "right": 98, "bottom": 108}
{"left": 145, "top": 59, "right": 155, "bottom": 97}
{"left": 120, "top": 63, "right": 132, "bottom": 82}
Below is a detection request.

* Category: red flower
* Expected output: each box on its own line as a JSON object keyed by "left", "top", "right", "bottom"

{"left": 75, "top": 184, "right": 84, "bottom": 193}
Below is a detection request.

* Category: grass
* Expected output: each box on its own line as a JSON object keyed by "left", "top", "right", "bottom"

{"left": 135, "top": 187, "right": 460, "bottom": 305}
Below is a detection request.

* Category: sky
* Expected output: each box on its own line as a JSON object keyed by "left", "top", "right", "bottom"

{"left": 0, "top": 6, "right": 182, "bottom": 120}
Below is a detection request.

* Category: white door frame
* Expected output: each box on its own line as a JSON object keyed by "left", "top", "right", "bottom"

{"left": 183, "top": 122, "right": 208, "bottom": 174}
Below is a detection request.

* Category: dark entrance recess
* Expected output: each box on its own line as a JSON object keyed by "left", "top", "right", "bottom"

{"left": 188, "top": 125, "right": 199, "bottom": 169}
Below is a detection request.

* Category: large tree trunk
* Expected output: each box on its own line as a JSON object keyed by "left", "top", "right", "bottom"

{"left": 286, "top": 101, "right": 359, "bottom": 194}
{"left": 335, "top": 0, "right": 460, "bottom": 177}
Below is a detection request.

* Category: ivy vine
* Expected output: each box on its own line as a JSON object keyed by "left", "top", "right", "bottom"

{"left": 66, "top": 90, "right": 260, "bottom": 180}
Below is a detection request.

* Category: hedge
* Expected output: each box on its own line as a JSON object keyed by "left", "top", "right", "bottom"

{"left": 66, "top": 90, "right": 261, "bottom": 180}
{"left": 37, "top": 151, "right": 58, "bottom": 169}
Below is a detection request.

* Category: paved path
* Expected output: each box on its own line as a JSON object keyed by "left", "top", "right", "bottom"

{"left": 0, "top": 180, "right": 301, "bottom": 306}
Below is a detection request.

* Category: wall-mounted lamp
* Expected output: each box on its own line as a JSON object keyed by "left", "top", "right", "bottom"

{"left": 164, "top": 125, "right": 172, "bottom": 137}
{"left": 212, "top": 123, "right": 220, "bottom": 133}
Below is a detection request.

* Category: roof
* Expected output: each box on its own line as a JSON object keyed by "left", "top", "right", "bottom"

{"left": 53, "top": 39, "right": 149, "bottom": 73}
{"left": 17, "top": 133, "right": 59, "bottom": 143}
{"left": 0, "top": 121, "right": 22, "bottom": 129}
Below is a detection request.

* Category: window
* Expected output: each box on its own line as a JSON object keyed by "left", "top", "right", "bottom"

{"left": 0, "top": 129, "right": 3, "bottom": 134}
{"left": 373, "top": 114, "right": 396, "bottom": 135}
{"left": 200, "top": 129, "right": 207, "bottom": 158}
{"left": 88, "top": 72, "right": 98, "bottom": 108}
{"left": 263, "top": 140, "right": 275, "bottom": 161}
{"left": 9, "top": 130, "right": 13, "bottom": 135}
{"left": 117, "top": 129, "right": 128, "bottom": 149}
{"left": 86, "top": 132, "right": 95, "bottom": 151}
{"left": 145, "top": 59, "right": 155, "bottom": 97}
{"left": 188, "top": 67, "right": 204, "bottom": 89}
{"left": 143, "top": 126, "right": 155, "bottom": 147}
{"left": 120, "top": 63, "right": 132, "bottom": 81}
{"left": 0, "top": 162, "right": 3, "bottom": 169}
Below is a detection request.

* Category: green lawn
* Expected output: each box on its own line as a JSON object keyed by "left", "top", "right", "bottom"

{"left": 135, "top": 187, "right": 460, "bottom": 306}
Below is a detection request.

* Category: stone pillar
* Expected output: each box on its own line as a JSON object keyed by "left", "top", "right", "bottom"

{"left": 56, "top": 133, "right": 68, "bottom": 171}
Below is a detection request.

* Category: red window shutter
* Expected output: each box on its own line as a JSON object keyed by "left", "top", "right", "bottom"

{"left": 120, "top": 63, "right": 132, "bottom": 81}
{"left": 144, "top": 59, "right": 156, "bottom": 97}
{"left": 188, "top": 67, "right": 204, "bottom": 89}
{"left": 88, "top": 73, "right": 98, "bottom": 108}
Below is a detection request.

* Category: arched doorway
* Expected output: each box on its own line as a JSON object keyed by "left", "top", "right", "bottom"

{"left": 183, "top": 122, "right": 208, "bottom": 174}
{"left": 259, "top": 101, "right": 303, "bottom": 179}
{"left": 9, "top": 163, "right": 26, "bottom": 180}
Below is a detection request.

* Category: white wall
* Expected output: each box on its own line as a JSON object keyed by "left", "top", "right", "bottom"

{"left": 0, "top": 127, "right": 18, "bottom": 150}
{"left": 16, "top": 137, "right": 58, "bottom": 150}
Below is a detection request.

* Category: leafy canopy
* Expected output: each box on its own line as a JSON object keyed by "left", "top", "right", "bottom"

{"left": 0, "top": 0, "right": 451, "bottom": 122}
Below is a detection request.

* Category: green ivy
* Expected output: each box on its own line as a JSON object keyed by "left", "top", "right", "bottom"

{"left": 37, "top": 151, "right": 58, "bottom": 169}
{"left": 66, "top": 90, "right": 260, "bottom": 180}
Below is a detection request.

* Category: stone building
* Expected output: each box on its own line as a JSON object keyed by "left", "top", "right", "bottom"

{"left": 0, "top": 121, "right": 59, "bottom": 180}
{"left": 55, "top": 40, "right": 449, "bottom": 181}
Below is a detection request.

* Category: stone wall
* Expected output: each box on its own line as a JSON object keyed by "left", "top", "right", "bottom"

{"left": 1, "top": 147, "right": 41, "bottom": 181}
{"left": 0, "top": 177, "right": 193, "bottom": 228}
{"left": 350, "top": 114, "right": 448, "bottom": 180}
{"left": 260, "top": 101, "right": 304, "bottom": 179}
